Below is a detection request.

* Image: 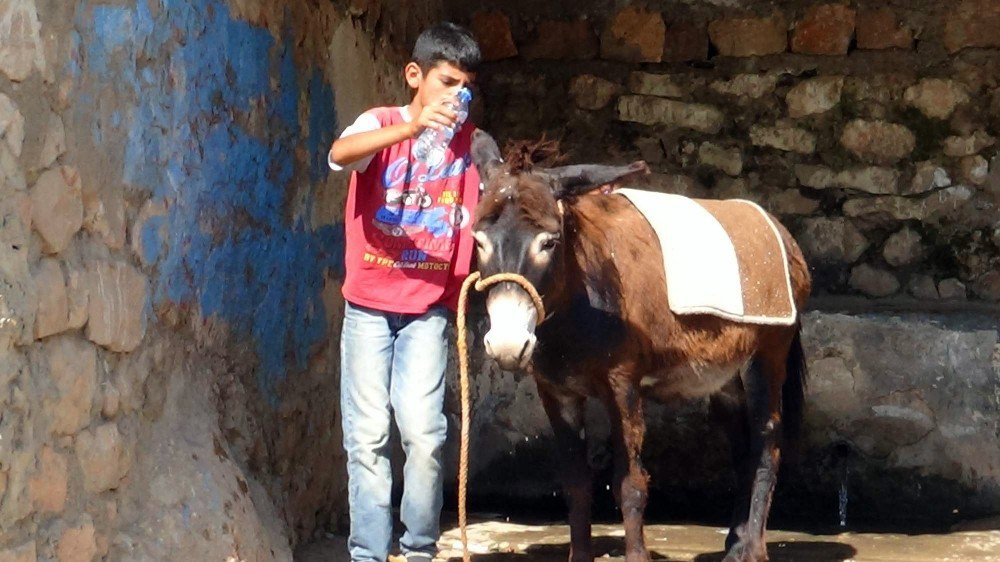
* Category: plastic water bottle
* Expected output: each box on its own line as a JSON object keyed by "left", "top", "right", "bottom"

{"left": 412, "top": 87, "right": 473, "bottom": 167}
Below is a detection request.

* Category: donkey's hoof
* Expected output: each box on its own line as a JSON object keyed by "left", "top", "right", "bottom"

{"left": 721, "top": 541, "right": 768, "bottom": 562}
{"left": 624, "top": 547, "right": 651, "bottom": 562}
{"left": 724, "top": 528, "right": 742, "bottom": 551}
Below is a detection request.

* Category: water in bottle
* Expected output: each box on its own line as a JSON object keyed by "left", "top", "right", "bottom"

{"left": 412, "top": 87, "right": 473, "bottom": 168}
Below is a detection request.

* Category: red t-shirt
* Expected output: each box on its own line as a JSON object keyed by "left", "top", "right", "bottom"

{"left": 334, "top": 106, "right": 480, "bottom": 314}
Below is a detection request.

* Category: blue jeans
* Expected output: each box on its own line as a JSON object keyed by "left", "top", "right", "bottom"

{"left": 340, "top": 301, "right": 449, "bottom": 562}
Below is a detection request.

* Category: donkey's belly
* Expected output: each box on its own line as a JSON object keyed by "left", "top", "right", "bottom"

{"left": 640, "top": 360, "right": 748, "bottom": 400}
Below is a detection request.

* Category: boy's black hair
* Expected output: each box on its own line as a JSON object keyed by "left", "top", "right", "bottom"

{"left": 412, "top": 22, "right": 481, "bottom": 73}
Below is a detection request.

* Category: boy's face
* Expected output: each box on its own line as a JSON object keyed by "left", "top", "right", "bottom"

{"left": 405, "top": 61, "right": 474, "bottom": 106}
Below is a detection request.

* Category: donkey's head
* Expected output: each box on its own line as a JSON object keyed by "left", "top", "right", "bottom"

{"left": 470, "top": 130, "right": 648, "bottom": 369}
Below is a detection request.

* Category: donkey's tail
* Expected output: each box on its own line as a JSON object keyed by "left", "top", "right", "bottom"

{"left": 782, "top": 327, "right": 808, "bottom": 460}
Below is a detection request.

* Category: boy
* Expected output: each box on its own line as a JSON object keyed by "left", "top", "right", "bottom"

{"left": 327, "top": 22, "right": 482, "bottom": 562}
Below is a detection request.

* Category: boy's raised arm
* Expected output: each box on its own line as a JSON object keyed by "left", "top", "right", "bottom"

{"left": 329, "top": 99, "right": 459, "bottom": 170}
{"left": 329, "top": 121, "right": 418, "bottom": 168}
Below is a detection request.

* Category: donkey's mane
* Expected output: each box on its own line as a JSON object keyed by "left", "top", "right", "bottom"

{"left": 475, "top": 137, "right": 565, "bottom": 231}
{"left": 502, "top": 137, "right": 566, "bottom": 173}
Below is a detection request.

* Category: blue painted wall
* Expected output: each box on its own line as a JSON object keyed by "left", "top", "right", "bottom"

{"left": 72, "top": 0, "right": 343, "bottom": 400}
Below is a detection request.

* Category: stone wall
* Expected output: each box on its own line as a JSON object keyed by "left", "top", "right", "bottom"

{"left": 457, "top": 0, "right": 1000, "bottom": 305}
{"left": 0, "top": 0, "right": 436, "bottom": 559}
{"left": 438, "top": 0, "right": 1000, "bottom": 526}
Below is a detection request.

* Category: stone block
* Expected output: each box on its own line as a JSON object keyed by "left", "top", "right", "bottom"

{"left": 710, "top": 73, "right": 779, "bottom": 99}
{"left": 56, "top": 522, "right": 97, "bottom": 562}
{"left": 627, "top": 72, "right": 687, "bottom": 98}
{"left": 569, "top": 74, "right": 622, "bottom": 111}
{"left": 0, "top": 0, "right": 46, "bottom": 81}
{"left": 28, "top": 446, "right": 68, "bottom": 513}
{"left": 786, "top": 76, "right": 844, "bottom": 118}
{"left": 943, "top": 0, "right": 1000, "bottom": 53}
{"left": 43, "top": 335, "right": 97, "bottom": 436}
{"left": 882, "top": 227, "right": 924, "bottom": 267}
{"left": 617, "top": 95, "right": 724, "bottom": 134}
{"left": 33, "top": 258, "right": 68, "bottom": 339}
{"left": 791, "top": 4, "right": 856, "bottom": 55}
{"left": 857, "top": 8, "right": 912, "bottom": 50}
{"left": 904, "top": 79, "right": 970, "bottom": 120}
{"left": 0, "top": 93, "right": 24, "bottom": 157}
{"left": 84, "top": 261, "right": 148, "bottom": 352}
{"left": 663, "top": 20, "right": 708, "bottom": 62}
{"left": 840, "top": 119, "right": 915, "bottom": 165}
{"left": 523, "top": 20, "right": 597, "bottom": 60}
{"left": 798, "top": 217, "right": 869, "bottom": 264}
{"left": 750, "top": 124, "right": 816, "bottom": 154}
{"left": 850, "top": 263, "right": 900, "bottom": 297}
{"left": 708, "top": 14, "right": 787, "bottom": 57}
{"left": 30, "top": 166, "right": 83, "bottom": 254}
{"left": 470, "top": 11, "right": 517, "bottom": 62}
{"left": 698, "top": 142, "right": 743, "bottom": 176}
{"left": 75, "top": 423, "right": 131, "bottom": 493}
{"left": 601, "top": 6, "right": 665, "bottom": 63}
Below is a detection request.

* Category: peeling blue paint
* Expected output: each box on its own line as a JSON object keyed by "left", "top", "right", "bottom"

{"left": 140, "top": 215, "right": 166, "bottom": 265}
{"left": 74, "top": 0, "right": 343, "bottom": 400}
{"left": 308, "top": 71, "right": 337, "bottom": 181}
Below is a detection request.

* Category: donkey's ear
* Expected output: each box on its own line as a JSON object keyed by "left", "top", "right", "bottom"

{"left": 544, "top": 161, "right": 650, "bottom": 199}
{"left": 471, "top": 129, "right": 504, "bottom": 182}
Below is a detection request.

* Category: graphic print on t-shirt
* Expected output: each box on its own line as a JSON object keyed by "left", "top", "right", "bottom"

{"left": 363, "top": 150, "right": 473, "bottom": 271}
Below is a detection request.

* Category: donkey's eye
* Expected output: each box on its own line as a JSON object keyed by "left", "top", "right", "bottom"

{"left": 541, "top": 236, "right": 560, "bottom": 251}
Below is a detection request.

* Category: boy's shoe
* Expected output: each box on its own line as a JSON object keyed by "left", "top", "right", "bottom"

{"left": 388, "top": 553, "right": 433, "bottom": 562}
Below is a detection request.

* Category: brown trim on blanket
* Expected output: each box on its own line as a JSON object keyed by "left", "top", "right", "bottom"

{"left": 696, "top": 199, "right": 795, "bottom": 321}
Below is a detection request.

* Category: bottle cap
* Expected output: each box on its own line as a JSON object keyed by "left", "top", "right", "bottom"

{"left": 457, "top": 87, "right": 473, "bottom": 104}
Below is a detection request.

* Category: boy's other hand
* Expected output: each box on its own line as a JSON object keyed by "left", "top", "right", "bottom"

{"left": 412, "top": 95, "right": 458, "bottom": 137}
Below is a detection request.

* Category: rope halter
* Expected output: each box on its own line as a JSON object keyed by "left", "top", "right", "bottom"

{"left": 455, "top": 271, "right": 544, "bottom": 562}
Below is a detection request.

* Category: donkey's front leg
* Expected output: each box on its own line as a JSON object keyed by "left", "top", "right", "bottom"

{"left": 604, "top": 377, "right": 650, "bottom": 562}
{"left": 538, "top": 386, "right": 594, "bottom": 562}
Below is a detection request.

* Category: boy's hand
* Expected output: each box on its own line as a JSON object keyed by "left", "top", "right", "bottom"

{"left": 412, "top": 96, "right": 458, "bottom": 137}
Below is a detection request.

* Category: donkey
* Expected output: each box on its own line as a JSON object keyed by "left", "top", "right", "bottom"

{"left": 468, "top": 131, "right": 811, "bottom": 562}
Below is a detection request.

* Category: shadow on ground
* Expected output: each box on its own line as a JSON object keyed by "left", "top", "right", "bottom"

{"left": 441, "top": 535, "right": 857, "bottom": 562}
{"left": 691, "top": 542, "right": 858, "bottom": 562}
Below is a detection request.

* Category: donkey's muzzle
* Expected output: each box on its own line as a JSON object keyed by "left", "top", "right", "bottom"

{"left": 484, "top": 330, "right": 536, "bottom": 370}
{"left": 483, "top": 287, "right": 538, "bottom": 370}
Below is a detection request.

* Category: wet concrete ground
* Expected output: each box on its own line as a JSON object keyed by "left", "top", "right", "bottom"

{"left": 295, "top": 516, "right": 1000, "bottom": 562}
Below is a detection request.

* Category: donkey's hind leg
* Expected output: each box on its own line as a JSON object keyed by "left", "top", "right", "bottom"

{"left": 709, "top": 377, "right": 752, "bottom": 552}
{"left": 722, "top": 339, "right": 792, "bottom": 562}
